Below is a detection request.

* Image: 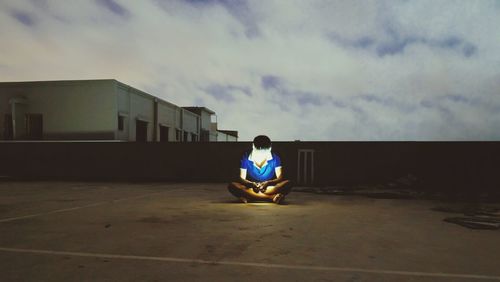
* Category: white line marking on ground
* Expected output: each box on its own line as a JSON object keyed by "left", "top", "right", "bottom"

{"left": 0, "top": 247, "right": 499, "bottom": 280}
{"left": 0, "top": 191, "right": 166, "bottom": 223}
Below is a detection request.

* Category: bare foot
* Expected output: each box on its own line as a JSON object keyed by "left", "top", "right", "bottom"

{"left": 272, "top": 193, "right": 285, "bottom": 204}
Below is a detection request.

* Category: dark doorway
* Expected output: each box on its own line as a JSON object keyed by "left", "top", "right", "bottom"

{"left": 3, "top": 114, "right": 13, "bottom": 140}
{"left": 159, "top": 125, "right": 169, "bottom": 142}
{"left": 191, "top": 133, "right": 197, "bottom": 142}
{"left": 26, "top": 114, "right": 43, "bottom": 140}
{"left": 183, "top": 131, "right": 188, "bottom": 142}
{"left": 136, "top": 120, "right": 148, "bottom": 142}
{"left": 118, "top": 115, "right": 124, "bottom": 131}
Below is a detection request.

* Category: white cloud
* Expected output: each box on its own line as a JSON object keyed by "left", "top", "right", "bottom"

{"left": 0, "top": 0, "right": 499, "bottom": 140}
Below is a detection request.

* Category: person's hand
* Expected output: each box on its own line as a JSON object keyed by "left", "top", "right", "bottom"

{"left": 259, "top": 181, "right": 269, "bottom": 193}
{"left": 251, "top": 182, "right": 260, "bottom": 193}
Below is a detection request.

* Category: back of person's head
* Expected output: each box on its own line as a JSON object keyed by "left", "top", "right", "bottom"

{"left": 253, "top": 135, "right": 272, "bottom": 150}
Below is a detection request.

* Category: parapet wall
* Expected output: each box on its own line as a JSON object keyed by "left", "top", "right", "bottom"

{"left": 0, "top": 142, "right": 498, "bottom": 192}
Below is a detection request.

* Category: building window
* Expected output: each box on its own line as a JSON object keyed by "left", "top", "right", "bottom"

{"left": 183, "top": 132, "right": 188, "bottom": 142}
{"left": 118, "top": 115, "right": 124, "bottom": 131}
{"left": 191, "top": 133, "right": 197, "bottom": 142}
{"left": 159, "top": 125, "right": 169, "bottom": 142}
{"left": 176, "top": 129, "right": 181, "bottom": 141}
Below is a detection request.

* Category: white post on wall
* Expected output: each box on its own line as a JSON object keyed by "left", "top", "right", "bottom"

{"left": 297, "top": 149, "right": 315, "bottom": 186}
{"left": 310, "top": 150, "right": 315, "bottom": 184}
{"left": 9, "top": 97, "right": 28, "bottom": 140}
{"left": 10, "top": 102, "right": 16, "bottom": 139}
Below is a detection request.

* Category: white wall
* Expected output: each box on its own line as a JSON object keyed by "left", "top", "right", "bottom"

{"left": 227, "top": 135, "right": 238, "bottom": 142}
{"left": 116, "top": 83, "right": 155, "bottom": 142}
{"left": 116, "top": 82, "right": 188, "bottom": 142}
{"left": 209, "top": 123, "right": 218, "bottom": 141}
{"left": 116, "top": 85, "right": 130, "bottom": 141}
{"left": 181, "top": 109, "right": 199, "bottom": 141}
{"left": 0, "top": 80, "right": 115, "bottom": 140}
{"left": 157, "top": 101, "right": 181, "bottom": 142}
{"left": 1, "top": 80, "right": 209, "bottom": 142}
{"left": 217, "top": 131, "right": 238, "bottom": 142}
{"left": 200, "top": 111, "right": 212, "bottom": 131}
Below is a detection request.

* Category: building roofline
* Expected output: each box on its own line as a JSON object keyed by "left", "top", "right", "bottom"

{"left": 0, "top": 79, "right": 117, "bottom": 85}
{"left": 217, "top": 130, "right": 238, "bottom": 138}
{"left": 181, "top": 108, "right": 200, "bottom": 118}
{"left": 182, "top": 106, "right": 216, "bottom": 115}
{"left": 0, "top": 79, "right": 181, "bottom": 110}
{"left": 114, "top": 81, "right": 178, "bottom": 108}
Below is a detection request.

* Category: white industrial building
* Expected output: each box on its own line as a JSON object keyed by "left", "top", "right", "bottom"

{"left": 183, "top": 107, "right": 238, "bottom": 142}
{"left": 0, "top": 79, "right": 236, "bottom": 142}
{"left": 217, "top": 130, "right": 238, "bottom": 142}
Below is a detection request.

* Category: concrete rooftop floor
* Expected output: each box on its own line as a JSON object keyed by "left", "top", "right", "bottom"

{"left": 1, "top": 182, "right": 500, "bottom": 282}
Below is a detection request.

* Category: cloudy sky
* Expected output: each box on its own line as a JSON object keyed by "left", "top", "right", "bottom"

{"left": 1, "top": 0, "right": 499, "bottom": 141}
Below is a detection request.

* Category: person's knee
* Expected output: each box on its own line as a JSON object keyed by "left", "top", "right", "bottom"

{"left": 228, "top": 182, "right": 246, "bottom": 190}
{"left": 281, "top": 179, "right": 291, "bottom": 185}
{"left": 227, "top": 183, "right": 242, "bottom": 197}
{"left": 281, "top": 179, "right": 293, "bottom": 194}
{"left": 262, "top": 185, "right": 276, "bottom": 195}
{"left": 276, "top": 179, "right": 291, "bottom": 188}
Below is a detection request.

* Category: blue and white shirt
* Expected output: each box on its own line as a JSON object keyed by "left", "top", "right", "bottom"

{"left": 240, "top": 151, "right": 282, "bottom": 182}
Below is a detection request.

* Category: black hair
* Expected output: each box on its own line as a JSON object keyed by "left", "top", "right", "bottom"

{"left": 253, "top": 135, "right": 272, "bottom": 149}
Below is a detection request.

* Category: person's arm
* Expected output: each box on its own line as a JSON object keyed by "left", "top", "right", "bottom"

{"left": 239, "top": 153, "right": 257, "bottom": 188}
{"left": 259, "top": 167, "right": 283, "bottom": 191}
{"left": 239, "top": 169, "right": 257, "bottom": 187}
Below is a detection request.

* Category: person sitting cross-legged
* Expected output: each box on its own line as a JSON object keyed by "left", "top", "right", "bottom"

{"left": 227, "top": 135, "right": 292, "bottom": 204}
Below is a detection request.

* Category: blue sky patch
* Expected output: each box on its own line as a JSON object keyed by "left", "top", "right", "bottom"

{"left": 96, "top": 0, "right": 130, "bottom": 18}
{"left": 183, "top": 0, "right": 260, "bottom": 38}
{"left": 261, "top": 75, "right": 282, "bottom": 91}
{"left": 203, "top": 84, "right": 252, "bottom": 103}
{"left": 11, "top": 10, "right": 36, "bottom": 27}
